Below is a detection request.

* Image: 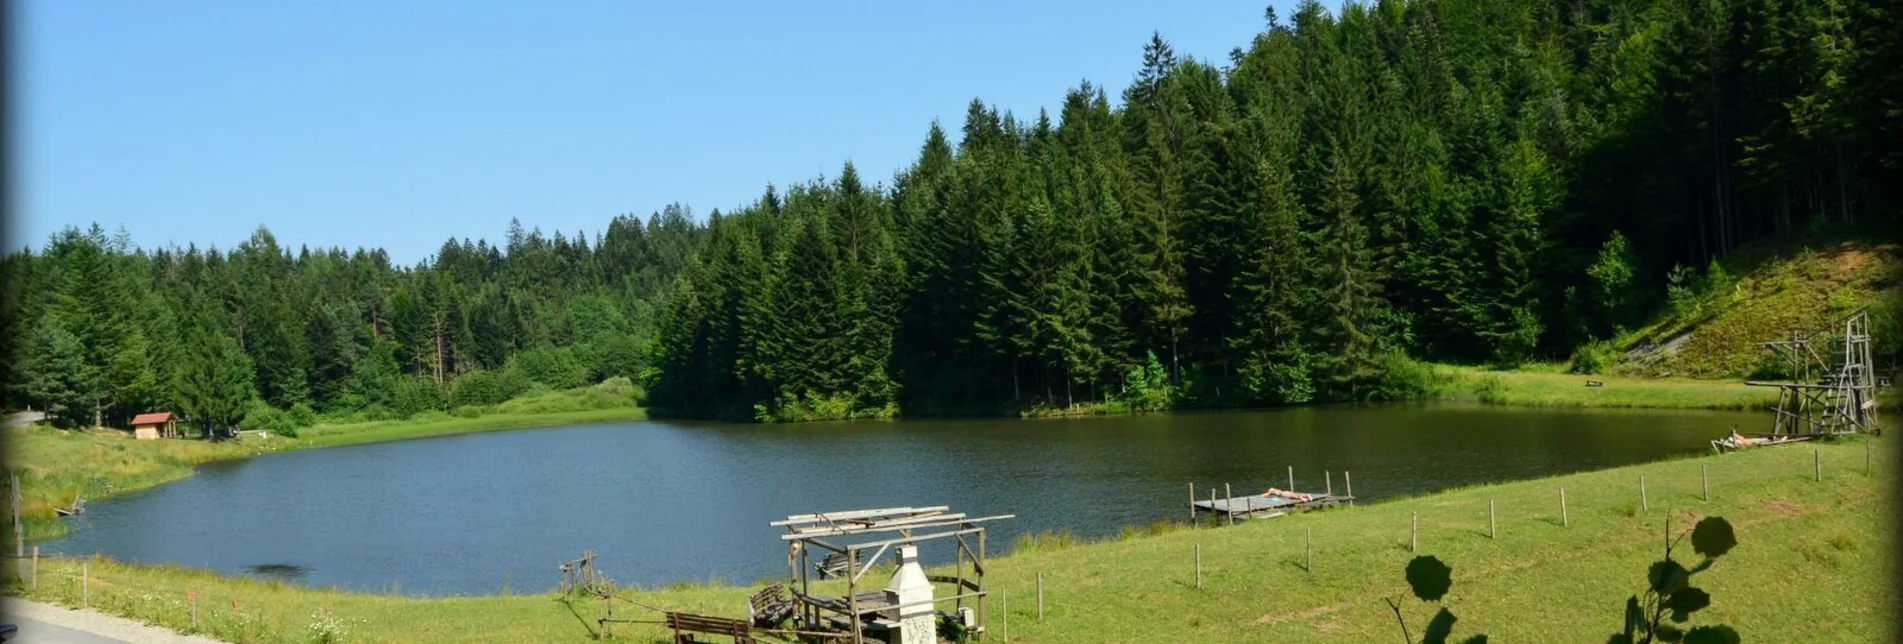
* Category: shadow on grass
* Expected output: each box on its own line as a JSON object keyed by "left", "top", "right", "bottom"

{"left": 556, "top": 597, "right": 599, "bottom": 640}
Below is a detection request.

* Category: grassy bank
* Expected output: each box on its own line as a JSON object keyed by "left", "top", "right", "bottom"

{"left": 2, "top": 405, "right": 647, "bottom": 542}
{"left": 7, "top": 437, "right": 1891, "bottom": 642}
{"left": 1437, "top": 366, "right": 1781, "bottom": 410}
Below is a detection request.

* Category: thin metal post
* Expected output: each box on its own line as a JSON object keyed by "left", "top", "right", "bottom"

{"left": 1702, "top": 464, "right": 1710, "bottom": 501}
{"left": 83, "top": 561, "right": 89, "bottom": 609}
{"left": 1225, "top": 484, "right": 1234, "bottom": 526}
{"left": 31, "top": 546, "right": 38, "bottom": 590}
{"left": 1194, "top": 544, "right": 1202, "bottom": 589}
{"left": 1815, "top": 448, "right": 1822, "bottom": 481}
{"left": 1410, "top": 513, "right": 1417, "bottom": 553}
{"left": 1489, "top": 498, "right": 1496, "bottom": 539}
{"left": 1036, "top": 572, "right": 1044, "bottom": 621}
{"left": 1866, "top": 441, "right": 1873, "bottom": 474}
{"left": 1002, "top": 591, "right": 1009, "bottom": 643}
{"left": 1304, "top": 528, "right": 1312, "bottom": 573}
{"left": 1560, "top": 488, "right": 1569, "bottom": 527}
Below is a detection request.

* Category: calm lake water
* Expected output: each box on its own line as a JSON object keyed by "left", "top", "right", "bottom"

{"left": 44, "top": 403, "right": 1758, "bottom": 596}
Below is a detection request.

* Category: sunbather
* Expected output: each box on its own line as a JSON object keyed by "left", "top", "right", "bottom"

{"left": 1259, "top": 487, "right": 1313, "bottom": 502}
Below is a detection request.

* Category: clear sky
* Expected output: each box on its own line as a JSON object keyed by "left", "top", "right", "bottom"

{"left": 15, "top": 1, "right": 1299, "bottom": 264}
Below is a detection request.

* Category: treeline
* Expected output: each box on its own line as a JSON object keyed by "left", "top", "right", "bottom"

{"left": 2, "top": 211, "right": 701, "bottom": 430}
{"left": 650, "top": 0, "right": 1901, "bottom": 420}
{"left": 5, "top": 0, "right": 1899, "bottom": 427}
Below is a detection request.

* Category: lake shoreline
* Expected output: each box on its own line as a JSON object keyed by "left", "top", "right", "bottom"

{"left": 5, "top": 407, "right": 650, "bottom": 542}
{"left": 8, "top": 371, "right": 1790, "bottom": 543}
{"left": 7, "top": 436, "right": 1888, "bottom": 642}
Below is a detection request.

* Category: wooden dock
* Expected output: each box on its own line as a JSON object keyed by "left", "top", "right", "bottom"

{"left": 1191, "top": 492, "right": 1349, "bottom": 520}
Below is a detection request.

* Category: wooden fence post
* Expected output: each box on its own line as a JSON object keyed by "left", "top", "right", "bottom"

{"left": 1702, "top": 464, "right": 1709, "bottom": 502}
{"left": 1194, "top": 544, "right": 1202, "bottom": 589}
{"left": 1489, "top": 498, "right": 1497, "bottom": 539}
{"left": 1326, "top": 471, "right": 1333, "bottom": 496}
{"left": 1305, "top": 528, "right": 1312, "bottom": 573}
{"left": 31, "top": 545, "right": 38, "bottom": 590}
{"left": 1036, "top": 572, "right": 1044, "bottom": 622}
{"left": 1640, "top": 476, "right": 1648, "bottom": 512}
{"left": 83, "top": 561, "right": 89, "bottom": 609}
{"left": 1188, "top": 483, "right": 1196, "bottom": 526}
{"left": 1814, "top": 448, "right": 1822, "bottom": 482}
{"left": 1560, "top": 488, "right": 1569, "bottom": 527}
{"left": 1866, "top": 441, "right": 1872, "bottom": 474}
{"left": 1410, "top": 513, "right": 1417, "bottom": 553}
{"left": 1225, "top": 484, "right": 1234, "bottom": 526}
{"left": 1002, "top": 591, "right": 1009, "bottom": 642}
{"left": 1345, "top": 471, "right": 1354, "bottom": 506}
{"left": 1288, "top": 466, "right": 1294, "bottom": 492}
{"left": 189, "top": 589, "right": 198, "bottom": 631}
{"left": 1209, "top": 488, "right": 1217, "bottom": 527}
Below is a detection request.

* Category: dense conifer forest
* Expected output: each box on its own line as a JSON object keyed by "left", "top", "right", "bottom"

{"left": 6, "top": 0, "right": 1899, "bottom": 426}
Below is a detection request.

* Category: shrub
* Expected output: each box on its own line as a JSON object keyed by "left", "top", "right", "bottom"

{"left": 1370, "top": 351, "right": 1439, "bottom": 401}
{"left": 449, "top": 370, "right": 531, "bottom": 408}
{"left": 508, "top": 346, "right": 589, "bottom": 389}
{"left": 1569, "top": 339, "right": 1621, "bottom": 375}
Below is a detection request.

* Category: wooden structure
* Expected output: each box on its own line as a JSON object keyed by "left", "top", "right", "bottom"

{"left": 129, "top": 412, "right": 178, "bottom": 440}
{"left": 665, "top": 612, "right": 756, "bottom": 643}
{"left": 1192, "top": 490, "right": 1350, "bottom": 520}
{"left": 774, "top": 506, "right": 1011, "bottom": 643}
{"left": 1743, "top": 309, "right": 1882, "bottom": 440}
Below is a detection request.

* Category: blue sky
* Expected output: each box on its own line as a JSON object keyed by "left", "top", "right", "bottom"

{"left": 16, "top": 1, "right": 1299, "bottom": 264}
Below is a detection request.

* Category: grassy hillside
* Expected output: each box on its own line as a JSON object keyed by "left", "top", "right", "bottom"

{"left": 9, "top": 437, "right": 1892, "bottom": 643}
{"left": 1617, "top": 236, "right": 1901, "bottom": 379}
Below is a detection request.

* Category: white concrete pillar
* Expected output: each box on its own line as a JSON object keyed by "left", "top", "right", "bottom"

{"left": 884, "top": 545, "right": 935, "bottom": 644}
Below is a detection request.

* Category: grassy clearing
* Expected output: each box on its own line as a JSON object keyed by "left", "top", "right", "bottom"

{"left": 6, "top": 437, "right": 1890, "bottom": 643}
{"left": 2, "top": 405, "right": 647, "bottom": 542}
{"left": 1436, "top": 366, "right": 1780, "bottom": 410}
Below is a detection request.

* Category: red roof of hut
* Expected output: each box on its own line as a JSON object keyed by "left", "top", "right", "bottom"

{"left": 130, "top": 412, "right": 174, "bottom": 426}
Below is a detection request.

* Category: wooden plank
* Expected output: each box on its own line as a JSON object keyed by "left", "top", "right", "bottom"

{"left": 771, "top": 506, "right": 951, "bottom": 527}
{"left": 782, "top": 515, "right": 1015, "bottom": 541}
{"left": 843, "top": 527, "right": 990, "bottom": 551}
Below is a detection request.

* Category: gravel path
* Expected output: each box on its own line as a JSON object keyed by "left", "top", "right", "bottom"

{"left": 2, "top": 597, "right": 225, "bottom": 643}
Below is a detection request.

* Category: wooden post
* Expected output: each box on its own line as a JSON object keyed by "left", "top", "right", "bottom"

{"left": 1288, "top": 466, "right": 1294, "bottom": 492}
{"left": 1410, "top": 513, "right": 1417, "bottom": 553}
{"left": 1209, "top": 488, "right": 1217, "bottom": 527}
{"left": 1814, "top": 447, "right": 1822, "bottom": 481}
{"left": 1225, "top": 484, "right": 1234, "bottom": 526}
{"left": 31, "top": 545, "right": 38, "bottom": 590}
{"left": 1325, "top": 471, "right": 1333, "bottom": 496}
{"left": 12, "top": 474, "right": 22, "bottom": 560}
{"left": 1002, "top": 591, "right": 1009, "bottom": 643}
{"left": 1188, "top": 483, "right": 1196, "bottom": 525}
{"left": 83, "top": 561, "right": 89, "bottom": 609}
{"left": 1304, "top": 528, "right": 1312, "bottom": 573}
{"left": 1640, "top": 475, "right": 1648, "bottom": 512}
{"left": 1489, "top": 498, "right": 1497, "bottom": 539}
{"left": 1345, "top": 471, "right": 1354, "bottom": 506}
{"left": 1866, "top": 440, "right": 1872, "bottom": 474}
{"left": 190, "top": 589, "right": 198, "bottom": 631}
{"left": 1560, "top": 488, "right": 1569, "bottom": 527}
{"left": 1036, "top": 572, "right": 1044, "bottom": 622}
{"left": 1194, "top": 544, "right": 1202, "bottom": 589}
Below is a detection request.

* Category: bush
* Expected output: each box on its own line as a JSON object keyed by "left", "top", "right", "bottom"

{"left": 1569, "top": 339, "right": 1621, "bottom": 375}
{"left": 1118, "top": 351, "right": 1175, "bottom": 411}
{"left": 450, "top": 369, "right": 531, "bottom": 408}
{"left": 508, "top": 346, "right": 589, "bottom": 389}
{"left": 1369, "top": 351, "right": 1439, "bottom": 401}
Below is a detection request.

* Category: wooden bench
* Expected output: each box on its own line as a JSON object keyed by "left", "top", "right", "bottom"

{"left": 748, "top": 584, "right": 795, "bottom": 628}
{"left": 816, "top": 552, "right": 854, "bottom": 579}
{"left": 665, "top": 612, "right": 754, "bottom": 644}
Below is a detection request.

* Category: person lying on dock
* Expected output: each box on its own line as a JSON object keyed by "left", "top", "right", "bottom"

{"left": 1258, "top": 487, "right": 1313, "bottom": 502}
{"left": 1724, "top": 428, "right": 1756, "bottom": 447}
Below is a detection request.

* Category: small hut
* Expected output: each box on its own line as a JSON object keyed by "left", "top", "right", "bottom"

{"left": 130, "top": 412, "right": 178, "bottom": 440}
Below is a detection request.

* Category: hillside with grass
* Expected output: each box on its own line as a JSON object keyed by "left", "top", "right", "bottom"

{"left": 1607, "top": 235, "right": 1901, "bottom": 380}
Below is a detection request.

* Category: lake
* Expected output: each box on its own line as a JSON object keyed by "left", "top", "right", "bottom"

{"left": 43, "top": 403, "right": 1758, "bottom": 596}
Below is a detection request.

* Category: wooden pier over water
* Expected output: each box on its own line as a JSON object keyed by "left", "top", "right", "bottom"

{"left": 1191, "top": 492, "right": 1350, "bottom": 520}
